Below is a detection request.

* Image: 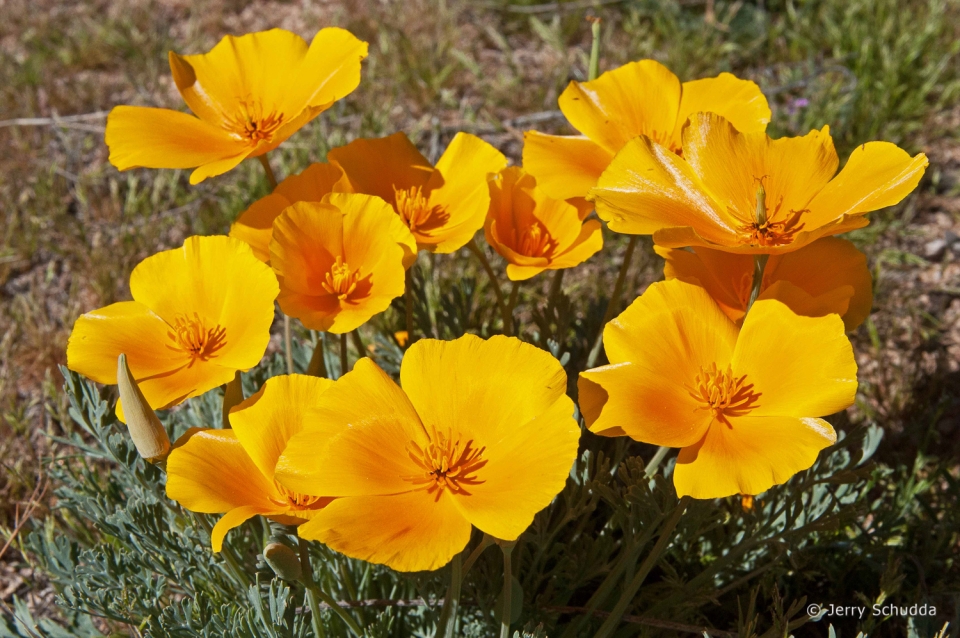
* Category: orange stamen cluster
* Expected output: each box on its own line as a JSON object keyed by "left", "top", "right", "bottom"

{"left": 686, "top": 362, "right": 761, "bottom": 425}
{"left": 405, "top": 428, "right": 487, "bottom": 500}
{"left": 224, "top": 100, "right": 285, "bottom": 144}
{"left": 166, "top": 312, "right": 227, "bottom": 365}
{"left": 322, "top": 256, "right": 361, "bottom": 300}
{"left": 274, "top": 483, "right": 327, "bottom": 511}
{"left": 517, "top": 222, "right": 558, "bottom": 258}
{"left": 393, "top": 185, "right": 448, "bottom": 234}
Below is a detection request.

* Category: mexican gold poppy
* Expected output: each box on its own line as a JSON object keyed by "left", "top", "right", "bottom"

{"left": 166, "top": 375, "right": 335, "bottom": 551}
{"left": 106, "top": 28, "right": 368, "bottom": 185}
{"left": 67, "top": 236, "right": 278, "bottom": 421}
{"left": 589, "top": 113, "right": 928, "bottom": 253}
{"left": 656, "top": 237, "right": 872, "bottom": 330}
{"left": 230, "top": 162, "right": 345, "bottom": 262}
{"left": 579, "top": 279, "right": 857, "bottom": 498}
{"left": 327, "top": 132, "right": 507, "bottom": 253}
{"left": 485, "top": 167, "right": 603, "bottom": 280}
{"left": 274, "top": 335, "right": 580, "bottom": 572}
{"left": 270, "top": 193, "right": 413, "bottom": 333}
{"left": 523, "top": 59, "right": 770, "bottom": 202}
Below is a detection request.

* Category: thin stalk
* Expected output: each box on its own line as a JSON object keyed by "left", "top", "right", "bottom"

{"left": 462, "top": 534, "right": 495, "bottom": 575}
{"left": 499, "top": 544, "right": 515, "bottom": 638}
{"left": 405, "top": 267, "right": 415, "bottom": 343}
{"left": 350, "top": 329, "right": 366, "bottom": 359}
{"left": 505, "top": 280, "right": 520, "bottom": 336}
{"left": 306, "top": 334, "right": 328, "bottom": 378}
{"left": 436, "top": 552, "right": 462, "bottom": 638}
{"left": 587, "top": 235, "right": 639, "bottom": 367}
{"left": 588, "top": 17, "right": 602, "bottom": 81}
{"left": 745, "top": 254, "right": 769, "bottom": 314}
{"left": 284, "top": 315, "right": 295, "bottom": 375}
{"left": 593, "top": 496, "right": 691, "bottom": 638}
{"left": 467, "top": 240, "right": 512, "bottom": 334}
{"left": 258, "top": 153, "right": 278, "bottom": 189}
{"left": 339, "top": 333, "right": 348, "bottom": 378}
{"left": 643, "top": 446, "right": 671, "bottom": 477}
{"left": 221, "top": 371, "right": 243, "bottom": 429}
{"left": 543, "top": 269, "right": 565, "bottom": 345}
{"left": 298, "top": 537, "right": 362, "bottom": 637}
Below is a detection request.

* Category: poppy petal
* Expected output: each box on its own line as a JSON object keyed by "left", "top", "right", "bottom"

{"left": 211, "top": 505, "right": 270, "bottom": 553}
{"left": 673, "top": 73, "right": 770, "bottom": 142}
{"left": 674, "top": 415, "right": 836, "bottom": 498}
{"left": 732, "top": 298, "right": 857, "bottom": 418}
{"left": 297, "top": 490, "right": 471, "bottom": 572}
{"left": 522, "top": 132, "right": 614, "bottom": 201}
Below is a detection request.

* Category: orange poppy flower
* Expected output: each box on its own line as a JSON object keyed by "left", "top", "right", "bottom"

{"left": 270, "top": 193, "right": 413, "bottom": 333}
{"left": 589, "top": 113, "right": 928, "bottom": 253}
{"left": 274, "top": 335, "right": 580, "bottom": 572}
{"left": 166, "top": 375, "right": 335, "bottom": 551}
{"left": 579, "top": 279, "right": 857, "bottom": 499}
{"left": 66, "top": 236, "right": 278, "bottom": 421}
{"left": 485, "top": 167, "right": 603, "bottom": 280}
{"left": 230, "top": 162, "right": 346, "bottom": 262}
{"left": 327, "top": 132, "right": 507, "bottom": 253}
{"left": 656, "top": 237, "right": 873, "bottom": 330}
{"left": 106, "top": 28, "right": 367, "bottom": 185}
{"left": 523, "top": 59, "right": 770, "bottom": 202}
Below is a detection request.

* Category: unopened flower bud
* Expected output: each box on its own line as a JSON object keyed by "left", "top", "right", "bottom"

{"left": 263, "top": 542, "right": 303, "bottom": 581}
{"left": 117, "top": 353, "right": 171, "bottom": 463}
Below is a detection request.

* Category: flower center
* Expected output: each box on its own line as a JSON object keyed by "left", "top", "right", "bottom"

{"left": 518, "top": 222, "right": 557, "bottom": 258}
{"left": 322, "top": 256, "right": 361, "bottom": 300}
{"left": 404, "top": 428, "right": 487, "bottom": 500}
{"left": 393, "top": 185, "right": 449, "bottom": 234}
{"left": 685, "top": 362, "right": 761, "bottom": 425}
{"left": 737, "top": 179, "right": 807, "bottom": 247}
{"left": 273, "top": 482, "right": 327, "bottom": 511}
{"left": 223, "top": 99, "right": 285, "bottom": 144}
{"left": 166, "top": 313, "right": 226, "bottom": 366}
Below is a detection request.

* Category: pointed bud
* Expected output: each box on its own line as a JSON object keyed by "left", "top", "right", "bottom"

{"left": 117, "top": 354, "right": 171, "bottom": 463}
{"left": 263, "top": 542, "right": 303, "bottom": 581}
{"left": 221, "top": 371, "right": 244, "bottom": 428}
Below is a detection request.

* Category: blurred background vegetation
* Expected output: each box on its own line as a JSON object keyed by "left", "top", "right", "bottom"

{"left": 1, "top": 0, "right": 959, "bottom": 636}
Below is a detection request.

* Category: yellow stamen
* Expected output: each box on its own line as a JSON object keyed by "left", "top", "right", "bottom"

{"left": 274, "top": 482, "right": 327, "bottom": 511}
{"left": 223, "top": 99, "right": 285, "bottom": 144}
{"left": 166, "top": 312, "right": 227, "bottom": 366}
{"left": 518, "top": 222, "right": 557, "bottom": 258}
{"left": 393, "top": 185, "right": 448, "bottom": 234}
{"left": 685, "top": 362, "right": 761, "bottom": 425}
{"left": 322, "top": 256, "right": 361, "bottom": 300}
{"left": 738, "top": 178, "right": 807, "bottom": 246}
{"left": 404, "top": 427, "right": 487, "bottom": 500}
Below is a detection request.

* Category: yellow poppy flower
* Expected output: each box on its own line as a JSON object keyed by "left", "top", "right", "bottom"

{"left": 106, "top": 28, "right": 368, "bottom": 185}
{"left": 273, "top": 335, "right": 580, "bottom": 572}
{"left": 589, "top": 113, "right": 928, "bottom": 253}
{"left": 579, "top": 279, "right": 857, "bottom": 499}
{"left": 656, "top": 237, "right": 873, "bottom": 330}
{"left": 327, "top": 131, "right": 507, "bottom": 253}
{"left": 485, "top": 167, "right": 603, "bottom": 281}
{"left": 230, "top": 162, "right": 346, "bottom": 262}
{"left": 166, "top": 375, "right": 335, "bottom": 551}
{"left": 523, "top": 59, "right": 770, "bottom": 202}
{"left": 66, "top": 236, "right": 278, "bottom": 421}
{"left": 270, "top": 193, "right": 413, "bottom": 333}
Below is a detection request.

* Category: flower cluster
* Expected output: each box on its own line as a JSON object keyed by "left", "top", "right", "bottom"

{"left": 66, "top": 24, "right": 926, "bottom": 632}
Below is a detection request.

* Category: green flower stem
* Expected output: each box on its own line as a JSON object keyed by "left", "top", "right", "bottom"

{"left": 588, "top": 17, "right": 601, "bottom": 81}
{"left": 643, "top": 446, "right": 671, "bottom": 478}
{"left": 298, "top": 537, "right": 362, "bottom": 637}
{"left": 405, "top": 267, "right": 415, "bottom": 342}
{"left": 258, "top": 153, "right": 278, "bottom": 189}
{"left": 437, "top": 552, "right": 462, "bottom": 638}
{"left": 505, "top": 280, "right": 521, "bottom": 336}
{"left": 306, "top": 332, "right": 328, "bottom": 378}
{"left": 350, "top": 329, "right": 366, "bottom": 359}
{"left": 745, "top": 254, "right": 769, "bottom": 314}
{"left": 283, "top": 315, "right": 295, "bottom": 375}
{"left": 587, "top": 235, "right": 639, "bottom": 367}
{"left": 462, "top": 534, "right": 495, "bottom": 575}
{"left": 467, "top": 240, "right": 512, "bottom": 334}
{"left": 339, "top": 333, "right": 348, "bottom": 378}
{"left": 593, "top": 496, "right": 691, "bottom": 638}
{"left": 499, "top": 543, "right": 515, "bottom": 638}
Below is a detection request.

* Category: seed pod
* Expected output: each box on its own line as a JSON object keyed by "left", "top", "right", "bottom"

{"left": 116, "top": 353, "right": 171, "bottom": 463}
{"left": 263, "top": 542, "right": 303, "bottom": 581}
